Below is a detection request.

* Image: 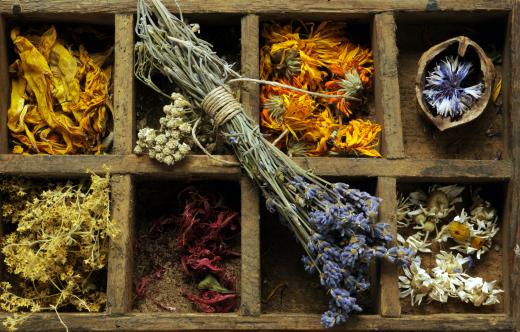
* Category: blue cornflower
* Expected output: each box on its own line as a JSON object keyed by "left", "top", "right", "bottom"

{"left": 464, "top": 255, "right": 475, "bottom": 271}
{"left": 373, "top": 245, "right": 388, "bottom": 259}
{"left": 423, "top": 55, "right": 483, "bottom": 118}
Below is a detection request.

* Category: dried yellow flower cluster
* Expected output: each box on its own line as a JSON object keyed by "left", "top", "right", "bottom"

{"left": 0, "top": 173, "right": 117, "bottom": 331}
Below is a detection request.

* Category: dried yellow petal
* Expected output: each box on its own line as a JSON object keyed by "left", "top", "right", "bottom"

{"left": 7, "top": 26, "right": 113, "bottom": 155}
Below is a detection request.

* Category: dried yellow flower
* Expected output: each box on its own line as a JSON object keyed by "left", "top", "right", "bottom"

{"left": 0, "top": 173, "right": 117, "bottom": 331}
{"left": 8, "top": 26, "right": 113, "bottom": 155}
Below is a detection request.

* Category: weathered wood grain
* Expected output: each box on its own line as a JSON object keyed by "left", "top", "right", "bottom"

{"left": 107, "top": 175, "right": 135, "bottom": 314}
{"left": 372, "top": 13, "right": 405, "bottom": 159}
{"left": 377, "top": 177, "right": 400, "bottom": 317}
{"left": 397, "top": 17, "right": 506, "bottom": 160}
{"left": 0, "top": 1, "right": 512, "bottom": 14}
{"left": 294, "top": 157, "right": 513, "bottom": 179}
{"left": 113, "top": 13, "right": 135, "bottom": 154}
{"left": 0, "top": 154, "right": 241, "bottom": 177}
{"left": 0, "top": 154, "right": 513, "bottom": 180}
{"left": 506, "top": 0, "right": 520, "bottom": 326}
{"left": 240, "top": 14, "right": 259, "bottom": 123}
{"left": 238, "top": 14, "right": 262, "bottom": 317}
{"left": 2, "top": 312, "right": 513, "bottom": 331}
{"left": 239, "top": 176, "right": 261, "bottom": 316}
{"left": 0, "top": 15, "right": 10, "bottom": 154}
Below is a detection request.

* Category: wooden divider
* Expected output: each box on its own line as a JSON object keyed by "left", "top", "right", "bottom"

{"left": 107, "top": 174, "right": 135, "bottom": 314}
{"left": 372, "top": 12, "right": 405, "bottom": 159}
{"left": 376, "top": 177, "right": 401, "bottom": 317}
{"left": 0, "top": 15, "right": 9, "bottom": 154}
{"left": 0, "top": 0, "right": 512, "bottom": 14}
{"left": 239, "top": 14, "right": 262, "bottom": 316}
{"left": 107, "top": 13, "right": 136, "bottom": 314}
{"left": 113, "top": 13, "right": 136, "bottom": 155}
{"left": 506, "top": 0, "right": 520, "bottom": 323}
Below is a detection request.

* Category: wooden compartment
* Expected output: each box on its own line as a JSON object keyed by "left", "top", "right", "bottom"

{"left": 396, "top": 180, "right": 508, "bottom": 314}
{"left": 0, "top": 174, "right": 111, "bottom": 314}
{"left": 132, "top": 178, "right": 241, "bottom": 313}
{"left": 135, "top": 14, "right": 241, "bottom": 156}
{"left": 261, "top": 178, "right": 378, "bottom": 314}
{"left": 0, "top": 1, "right": 517, "bottom": 331}
{"left": 0, "top": 13, "right": 115, "bottom": 154}
{"left": 257, "top": 14, "right": 381, "bottom": 157}
{"left": 396, "top": 12, "right": 508, "bottom": 160}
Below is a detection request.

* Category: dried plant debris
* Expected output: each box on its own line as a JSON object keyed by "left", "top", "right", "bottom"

{"left": 0, "top": 173, "right": 117, "bottom": 331}
{"left": 8, "top": 26, "right": 113, "bottom": 154}
{"left": 134, "top": 93, "right": 215, "bottom": 165}
{"left": 134, "top": 189, "right": 240, "bottom": 313}
{"left": 397, "top": 185, "right": 502, "bottom": 307}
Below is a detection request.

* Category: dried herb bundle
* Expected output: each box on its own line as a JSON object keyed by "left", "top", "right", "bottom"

{"left": 135, "top": 0, "right": 413, "bottom": 327}
{"left": 0, "top": 174, "right": 117, "bottom": 331}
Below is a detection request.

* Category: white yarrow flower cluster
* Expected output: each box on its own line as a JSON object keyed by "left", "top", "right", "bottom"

{"left": 134, "top": 93, "right": 194, "bottom": 166}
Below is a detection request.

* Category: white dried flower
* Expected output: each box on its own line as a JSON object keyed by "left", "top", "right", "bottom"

{"left": 178, "top": 143, "right": 191, "bottom": 155}
{"left": 173, "top": 98, "right": 191, "bottom": 108}
{"left": 398, "top": 185, "right": 503, "bottom": 308}
{"left": 164, "top": 155, "right": 174, "bottom": 165}
{"left": 399, "top": 257, "right": 434, "bottom": 306}
{"left": 163, "top": 104, "right": 173, "bottom": 114}
{"left": 179, "top": 122, "right": 192, "bottom": 133}
{"left": 134, "top": 145, "right": 143, "bottom": 155}
{"left": 170, "top": 130, "right": 181, "bottom": 140}
{"left": 154, "top": 134, "right": 167, "bottom": 145}
{"left": 166, "top": 140, "right": 179, "bottom": 150}
{"left": 173, "top": 152, "right": 183, "bottom": 162}
{"left": 169, "top": 108, "right": 184, "bottom": 117}
{"left": 135, "top": 92, "right": 213, "bottom": 166}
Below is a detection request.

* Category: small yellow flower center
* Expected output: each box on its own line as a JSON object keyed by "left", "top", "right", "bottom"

{"left": 448, "top": 221, "right": 470, "bottom": 241}
{"left": 471, "top": 236, "right": 486, "bottom": 249}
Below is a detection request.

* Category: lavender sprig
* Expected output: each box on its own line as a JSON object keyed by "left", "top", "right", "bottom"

{"left": 423, "top": 56, "right": 483, "bottom": 119}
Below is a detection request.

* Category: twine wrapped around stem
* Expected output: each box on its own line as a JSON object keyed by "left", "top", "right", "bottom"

{"left": 135, "top": 0, "right": 414, "bottom": 327}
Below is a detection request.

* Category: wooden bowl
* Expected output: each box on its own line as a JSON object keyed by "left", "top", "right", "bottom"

{"left": 415, "top": 36, "right": 495, "bottom": 131}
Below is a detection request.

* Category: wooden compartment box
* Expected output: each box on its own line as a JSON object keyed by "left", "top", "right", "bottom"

{"left": 0, "top": 1, "right": 519, "bottom": 331}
